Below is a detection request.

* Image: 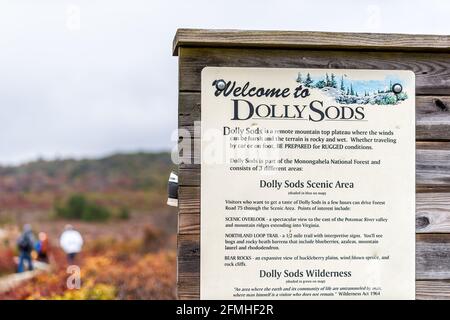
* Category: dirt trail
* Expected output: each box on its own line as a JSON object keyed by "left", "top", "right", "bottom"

{"left": 0, "top": 260, "right": 51, "bottom": 293}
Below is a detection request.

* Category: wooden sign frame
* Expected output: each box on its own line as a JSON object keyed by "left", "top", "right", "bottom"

{"left": 173, "top": 29, "right": 450, "bottom": 300}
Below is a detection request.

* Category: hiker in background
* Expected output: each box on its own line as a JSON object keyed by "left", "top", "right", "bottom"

{"left": 17, "top": 224, "right": 35, "bottom": 273}
{"left": 35, "top": 232, "right": 49, "bottom": 263}
{"left": 59, "top": 225, "right": 83, "bottom": 264}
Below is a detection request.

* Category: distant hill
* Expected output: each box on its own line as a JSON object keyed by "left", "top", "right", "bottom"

{"left": 0, "top": 152, "right": 175, "bottom": 194}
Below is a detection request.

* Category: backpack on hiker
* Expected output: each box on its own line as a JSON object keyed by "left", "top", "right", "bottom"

{"left": 18, "top": 234, "right": 33, "bottom": 252}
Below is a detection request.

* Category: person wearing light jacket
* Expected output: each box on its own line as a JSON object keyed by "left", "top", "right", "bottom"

{"left": 59, "top": 224, "right": 83, "bottom": 264}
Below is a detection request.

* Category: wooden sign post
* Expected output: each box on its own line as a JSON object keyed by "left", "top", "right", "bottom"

{"left": 173, "top": 29, "right": 450, "bottom": 300}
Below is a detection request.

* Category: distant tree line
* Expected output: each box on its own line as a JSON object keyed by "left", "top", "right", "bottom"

{"left": 55, "top": 194, "right": 130, "bottom": 222}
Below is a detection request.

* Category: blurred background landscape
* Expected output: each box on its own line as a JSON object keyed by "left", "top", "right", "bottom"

{"left": 0, "top": 152, "right": 177, "bottom": 299}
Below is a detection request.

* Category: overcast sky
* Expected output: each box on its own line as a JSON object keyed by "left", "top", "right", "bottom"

{"left": 0, "top": 0, "right": 448, "bottom": 165}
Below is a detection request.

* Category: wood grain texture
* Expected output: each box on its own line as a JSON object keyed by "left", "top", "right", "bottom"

{"left": 178, "top": 234, "right": 200, "bottom": 275}
{"left": 178, "top": 47, "right": 450, "bottom": 95}
{"left": 416, "top": 193, "right": 450, "bottom": 233}
{"left": 177, "top": 234, "right": 450, "bottom": 298}
{"left": 178, "top": 186, "right": 200, "bottom": 214}
{"left": 178, "top": 214, "right": 199, "bottom": 235}
{"left": 416, "top": 96, "right": 450, "bottom": 140}
{"left": 179, "top": 281, "right": 450, "bottom": 300}
{"left": 416, "top": 281, "right": 450, "bottom": 299}
{"left": 177, "top": 142, "right": 450, "bottom": 187}
{"left": 177, "top": 234, "right": 450, "bottom": 276}
{"left": 416, "top": 142, "right": 450, "bottom": 187}
{"left": 179, "top": 93, "right": 450, "bottom": 141}
{"left": 178, "top": 191, "right": 450, "bottom": 234}
{"left": 416, "top": 234, "right": 450, "bottom": 280}
{"left": 173, "top": 29, "right": 450, "bottom": 56}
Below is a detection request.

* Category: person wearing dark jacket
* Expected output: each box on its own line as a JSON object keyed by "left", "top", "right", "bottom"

{"left": 17, "top": 224, "right": 35, "bottom": 272}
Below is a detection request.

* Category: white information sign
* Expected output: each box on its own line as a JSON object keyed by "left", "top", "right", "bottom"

{"left": 200, "top": 67, "right": 415, "bottom": 300}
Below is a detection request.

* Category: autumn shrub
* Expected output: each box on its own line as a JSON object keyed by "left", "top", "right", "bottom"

{"left": 87, "top": 251, "right": 176, "bottom": 299}
{"left": 113, "top": 239, "right": 142, "bottom": 262}
{"left": 118, "top": 207, "right": 130, "bottom": 220}
{"left": 81, "top": 202, "right": 110, "bottom": 221}
{"left": 50, "top": 281, "right": 117, "bottom": 300}
{"left": 0, "top": 227, "right": 176, "bottom": 300}
{"left": 0, "top": 247, "right": 15, "bottom": 275}
{"left": 55, "top": 194, "right": 85, "bottom": 219}
{"left": 1, "top": 270, "right": 68, "bottom": 300}
{"left": 88, "top": 237, "right": 116, "bottom": 254}
{"left": 141, "top": 226, "right": 166, "bottom": 253}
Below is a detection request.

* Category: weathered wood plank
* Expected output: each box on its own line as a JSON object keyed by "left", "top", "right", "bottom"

{"left": 178, "top": 191, "right": 450, "bottom": 234}
{"left": 178, "top": 234, "right": 450, "bottom": 278}
{"left": 416, "top": 96, "right": 450, "bottom": 140}
{"left": 178, "top": 214, "right": 199, "bottom": 235}
{"left": 416, "top": 281, "right": 450, "bottom": 300}
{"left": 177, "top": 142, "right": 450, "bottom": 188}
{"left": 179, "top": 190, "right": 450, "bottom": 234}
{"left": 416, "top": 142, "right": 450, "bottom": 186}
{"left": 178, "top": 234, "right": 200, "bottom": 275}
{"left": 417, "top": 185, "right": 450, "bottom": 193}
{"left": 177, "top": 233, "right": 199, "bottom": 299}
{"left": 179, "top": 281, "right": 450, "bottom": 300}
{"left": 177, "top": 233, "right": 450, "bottom": 298}
{"left": 178, "top": 186, "right": 200, "bottom": 214}
{"left": 173, "top": 29, "right": 450, "bottom": 56}
{"left": 178, "top": 47, "right": 450, "bottom": 95}
{"left": 179, "top": 93, "right": 450, "bottom": 141}
{"left": 416, "top": 193, "right": 450, "bottom": 233}
{"left": 177, "top": 272, "right": 200, "bottom": 299}
{"left": 416, "top": 234, "right": 450, "bottom": 280}
{"left": 179, "top": 94, "right": 450, "bottom": 128}
{"left": 178, "top": 92, "right": 200, "bottom": 128}
{"left": 177, "top": 134, "right": 196, "bottom": 166}
{"left": 178, "top": 164, "right": 200, "bottom": 186}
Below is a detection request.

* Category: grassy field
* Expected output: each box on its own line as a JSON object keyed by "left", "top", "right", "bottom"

{"left": 0, "top": 152, "right": 178, "bottom": 300}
